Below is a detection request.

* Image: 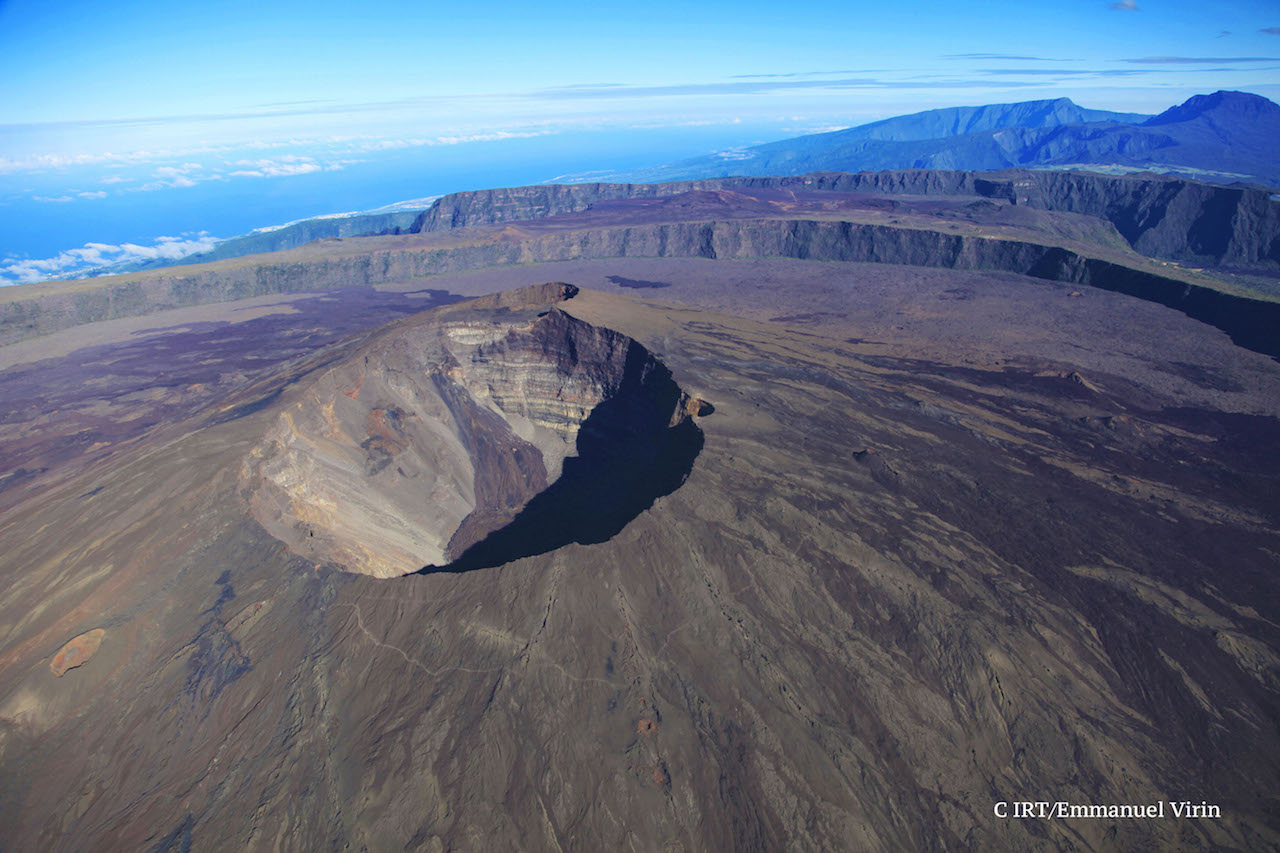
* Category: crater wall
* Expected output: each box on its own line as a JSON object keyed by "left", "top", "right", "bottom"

{"left": 240, "top": 284, "right": 704, "bottom": 576}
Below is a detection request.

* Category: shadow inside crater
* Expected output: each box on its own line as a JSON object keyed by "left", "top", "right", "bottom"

{"left": 418, "top": 352, "right": 704, "bottom": 575}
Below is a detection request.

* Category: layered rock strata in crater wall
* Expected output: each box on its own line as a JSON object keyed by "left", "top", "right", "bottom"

{"left": 240, "top": 284, "right": 703, "bottom": 577}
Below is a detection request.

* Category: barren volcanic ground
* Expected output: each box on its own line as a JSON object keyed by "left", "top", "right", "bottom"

{"left": 0, "top": 181, "right": 1278, "bottom": 851}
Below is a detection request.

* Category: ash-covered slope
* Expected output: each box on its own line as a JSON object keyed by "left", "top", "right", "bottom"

{"left": 243, "top": 283, "right": 704, "bottom": 576}
{"left": 0, "top": 282, "right": 1278, "bottom": 850}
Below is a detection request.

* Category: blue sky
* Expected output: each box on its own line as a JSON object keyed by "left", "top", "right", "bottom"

{"left": 2, "top": 0, "right": 1279, "bottom": 282}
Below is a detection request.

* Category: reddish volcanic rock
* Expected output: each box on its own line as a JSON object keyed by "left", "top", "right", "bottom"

{"left": 49, "top": 629, "right": 105, "bottom": 677}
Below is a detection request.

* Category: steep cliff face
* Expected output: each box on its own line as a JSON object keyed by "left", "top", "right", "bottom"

{"left": 5, "top": 212, "right": 1278, "bottom": 362}
{"left": 411, "top": 171, "right": 1280, "bottom": 268}
{"left": 241, "top": 283, "right": 703, "bottom": 577}
{"left": 407, "top": 173, "right": 983, "bottom": 234}
{"left": 981, "top": 170, "right": 1280, "bottom": 266}
{"left": 409, "top": 182, "right": 698, "bottom": 232}
{"left": 5, "top": 216, "right": 1278, "bottom": 357}
{"left": 864, "top": 169, "right": 1280, "bottom": 268}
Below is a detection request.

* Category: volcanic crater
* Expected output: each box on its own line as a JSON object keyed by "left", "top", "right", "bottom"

{"left": 240, "top": 283, "right": 707, "bottom": 577}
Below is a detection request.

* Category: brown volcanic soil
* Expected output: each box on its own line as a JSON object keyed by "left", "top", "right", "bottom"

{"left": 395, "top": 257, "right": 1280, "bottom": 414}
{"left": 0, "top": 263, "right": 1275, "bottom": 852}
{"left": 5, "top": 257, "right": 1276, "bottom": 526}
{"left": 0, "top": 286, "right": 460, "bottom": 514}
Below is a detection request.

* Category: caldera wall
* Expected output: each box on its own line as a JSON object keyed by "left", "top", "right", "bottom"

{"left": 5, "top": 217, "right": 1278, "bottom": 359}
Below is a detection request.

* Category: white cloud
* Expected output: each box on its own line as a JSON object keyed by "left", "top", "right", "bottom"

{"left": 0, "top": 150, "right": 168, "bottom": 173}
{"left": 228, "top": 156, "right": 324, "bottom": 178}
{"left": 0, "top": 143, "right": 290, "bottom": 174}
{"left": 0, "top": 129, "right": 549, "bottom": 180}
{"left": 32, "top": 195, "right": 75, "bottom": 203}
{"left": 1, "top": 232, "right": 221, "bottom": 285}
{"left": 1110, "top": 0, "right": 1139, "bottom": 10}
{"left": 153, "top": 164, "right": 195, "bottom": 178}
{"left": 350, "top": 129, "right": 551, "bottom": 153}
{"left": 137, "top": 161, "right": 218, "bottom": 191}
{"left": 77, "top": 190, "right": 107, "bottom": 199}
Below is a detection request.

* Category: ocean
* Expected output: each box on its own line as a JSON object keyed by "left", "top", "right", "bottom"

{"left": 0, "top": 124, "right": 782, "bottom": 284}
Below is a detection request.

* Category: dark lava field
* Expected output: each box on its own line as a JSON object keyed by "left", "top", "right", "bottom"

{"left": 0, "top": 171, "right": 1277, "bottom": 851}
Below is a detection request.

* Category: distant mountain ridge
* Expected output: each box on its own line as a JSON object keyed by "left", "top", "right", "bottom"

{"left": 780, "top": 97, "right": 1148, "bottom": 145}
{"left": 1145, "top": 89, "right": 1278, "bottom": 127}
{"left": 604, "top": 91, "right": 1280, "bottom": 187}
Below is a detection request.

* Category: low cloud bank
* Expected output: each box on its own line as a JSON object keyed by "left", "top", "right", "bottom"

{"left": 1, "top": 233, "right": 221, "bottom": 285}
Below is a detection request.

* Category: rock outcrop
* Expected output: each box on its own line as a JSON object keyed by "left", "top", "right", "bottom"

{"left": 49, "top": 629, "right": 105, "bottom": 677}
{"left": 241, "top": 284, "right": 703, "bottom": 576}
